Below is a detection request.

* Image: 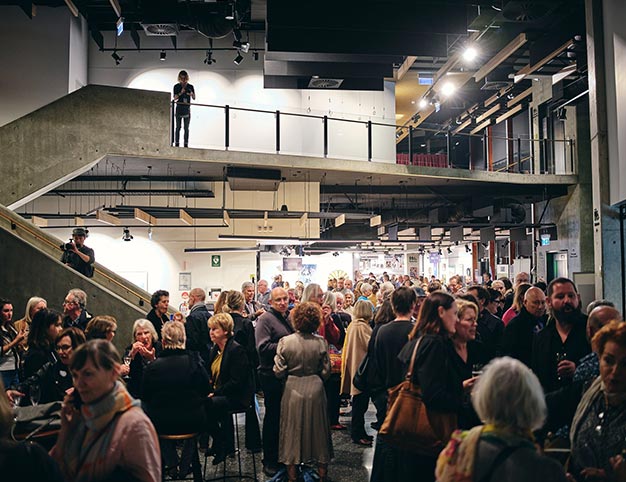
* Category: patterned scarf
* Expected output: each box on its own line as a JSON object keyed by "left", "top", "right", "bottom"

{"left": 59, "top": 381, "right": 139, "bottom": 482}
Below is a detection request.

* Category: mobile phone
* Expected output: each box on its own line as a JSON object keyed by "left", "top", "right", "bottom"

{"left": 71, "top": 392, "right": 83, "bottom": 409}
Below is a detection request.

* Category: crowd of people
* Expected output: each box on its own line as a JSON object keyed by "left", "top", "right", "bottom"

{"left": 1, "top": 269, "right": 625, "bottom": 482}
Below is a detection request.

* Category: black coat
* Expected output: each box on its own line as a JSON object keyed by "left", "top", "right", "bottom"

{"left": 125, "top": 341, "right": 162, "bottom": 398}
{"left": 476, "top": 309, "right": 504, "bottom": 360}
{"left": 373, "top": 319, "right": 414, "bottom": 389}
{"left": 531, "top": 314, "right": 590, "bottom": 393}
{"left": 146, "top": 309, "right": 169, "bottom": 340}
{"left": 141, "top": 348, "right": 210, "bottom": 434}
{"left": 185, "top": 303, "right": 212, "bottom": 364}
{"left": 399, "top": 334, "right": 464, "bottom": 414}
{"left": 502, "top": 307, "right": 547, "bottom": 367}
{"left": 22, "top": 346, "right": 57, "bottom": 380}
{"left": 18, "top": 360, "right": 72, "bottom": 404}
{"left": 230, "top": 312, "right": 258, "bottom": 371}
{"left": 207, "top": 338, "right": 253, "bottom": 409}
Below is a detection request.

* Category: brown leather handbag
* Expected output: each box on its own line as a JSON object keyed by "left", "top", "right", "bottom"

{"left": 378, "top": 337, "right": 457, "bottom": 456}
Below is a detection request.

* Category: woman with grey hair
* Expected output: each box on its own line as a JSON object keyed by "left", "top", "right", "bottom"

{"left": 435, "top": 357, "right": 567, "bottom": 482}
{"left": 123, "top": 318, "right": 162, "bottom": 398}
{"left": 142, "top": 321, "right": 210, "bottom": 479}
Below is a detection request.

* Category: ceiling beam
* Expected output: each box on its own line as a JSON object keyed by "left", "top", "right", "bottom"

{"left": 64, "top": 0, "right": 79, "bottom": 17}
{"left": 469, "top": 119, "right": 492, "bottom": 135}
{"left": 473, "top": 33, "right": 527, "bottom": 82}
{"left": 506, "top": 87, "right": 532, "bottom": 108}
{"left": 514, "top": 39, "right": 575, "bottom": 83}
{"left": 495, "top": 104, "right": 523, "bottom": 125}
{"left": 394, "top": 56, "right": 417, "bottom": 81}
{"left": 476, "top": 104, "right": 501, "bottom": 124}
{"left": 109, "top": 0, "right": 121, "bottom": 18}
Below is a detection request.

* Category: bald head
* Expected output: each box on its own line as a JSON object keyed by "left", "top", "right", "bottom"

{"left": 588, "top": 305, "right": 623, "bottom": 342}
{"left": 523, "top": 287, "right": 546, "bottom": 318}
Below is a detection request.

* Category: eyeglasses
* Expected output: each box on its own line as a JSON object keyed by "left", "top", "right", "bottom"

{"left": 56, "top": 344, "right": 72, "bottom": 352}
{"left": 62, "top": 300, "right": 75, "bottom": 305}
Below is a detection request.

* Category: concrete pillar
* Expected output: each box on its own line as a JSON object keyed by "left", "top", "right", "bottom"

{"left": 585, "top": 0, "right": 622, "bottom": 306}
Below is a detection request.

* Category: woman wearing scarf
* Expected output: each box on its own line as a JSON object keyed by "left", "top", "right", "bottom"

{"left": 51, "top": 339, "right": 161, "bottom": 482}
{"left": 569, "top": 320, "right": 626, "bottom": 481}
{"left": 436, "top": 357, "right": 567, "bottom": 482}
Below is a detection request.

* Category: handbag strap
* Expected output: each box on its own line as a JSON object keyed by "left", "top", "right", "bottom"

{"left": 404, "top": 336, "right": 423, "bottom": 382}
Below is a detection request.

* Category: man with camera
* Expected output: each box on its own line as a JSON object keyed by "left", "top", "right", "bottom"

{"left": 60, "top": 227, "right": 95, "bottom": 278}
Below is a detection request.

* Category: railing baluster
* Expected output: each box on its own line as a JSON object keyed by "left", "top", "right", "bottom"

{"left": 276, "top": 110, "right": 280, "bottom": 153}
{"left": 224, "top": 105, "right": 230, "bottom": 150}
{"left": 323, "top": 116, "right": 328, "bottom": 157}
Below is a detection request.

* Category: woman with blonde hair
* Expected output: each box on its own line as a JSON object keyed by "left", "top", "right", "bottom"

{"left": 13, "top": 296, "right": 47, "bottom": 352}
{"left": 502, "top": 282, "right": 532, "bottom": 325}
{"left": 340, "top": 299, "right": 374, "bottom": 445}
{"left": 205, "top": 313, "right": 254, "bottom": 464}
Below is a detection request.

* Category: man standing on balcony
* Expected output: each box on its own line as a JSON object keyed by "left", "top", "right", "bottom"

{"left": 173, "top": 70, "right": 195, "bottom": 148}
{"left": 60, "top": 227, "right": 95, "bottom": 278}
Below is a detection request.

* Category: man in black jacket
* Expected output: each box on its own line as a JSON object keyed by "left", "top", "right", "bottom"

{"left": 502, "top": 287, "right": 547, "bottom": 366}
{"left": 531, "top": 277, "right": 590, "bottom": 393}
{"left": 185, "top": 288, "right": 212, "bottom": 365}
{"left": 254, "top": 287, "right": 293, "bottom": 476}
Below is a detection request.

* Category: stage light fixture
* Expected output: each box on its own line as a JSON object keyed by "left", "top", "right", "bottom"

{"left": 253, "top": 51, "right": 259, "bottom": 61}
{"left": 233, "top": 40, "right": 250, "bottom": 53}
{"left": 463, "top": 46, "right": 478, "bottom": 62}
{"left": 204, "top": 50, "right": 215, "bottom": 65}
{"left": 122, "top": 227, "right": 133, "bottom": 242}
{"left": 233, "top": 52, "right": 244, "bottom": 65}
{"left": 159, "top": 50, "right": 166, "bottom": 61}
{"left": 225, "top": 3, "right": 235, "bottom": 20}
{"left": 465, "top": 244, "right": 471, "bottom": 253}
{"left": 111, "top": 51, "right": 123, "bottom": 65}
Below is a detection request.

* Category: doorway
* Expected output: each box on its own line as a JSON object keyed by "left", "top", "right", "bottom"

{"left": 546, "top": 251, "right": 568, "bottom": 282}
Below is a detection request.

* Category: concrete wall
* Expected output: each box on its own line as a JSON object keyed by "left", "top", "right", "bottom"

{"left": 0, "top": 6, "right": 80, "bottom": 127}
{"left": 0, "top": 225, "right": 145, "bottom": 352}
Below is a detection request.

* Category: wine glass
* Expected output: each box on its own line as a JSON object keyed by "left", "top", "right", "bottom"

{"left": 30, "top": 385, "right": 41, "bottom": 406}
{"left": 556, "top": 352, "right": 567, "bottom": 381}
{"left": 123, "top": 356, "right": 132, "bottom": 366}
{"left": 472, "top": 363, "right": 484, "bottom": 377}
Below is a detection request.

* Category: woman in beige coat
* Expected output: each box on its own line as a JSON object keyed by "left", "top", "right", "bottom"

{"left": 340, "top": 299, "right": 374, "bottom": 445}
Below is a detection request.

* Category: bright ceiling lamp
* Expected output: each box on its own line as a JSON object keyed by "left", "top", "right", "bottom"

{"left": 463, "top": 46, "right": 478, "bottom": 62}
{"left": 418, "top": 98, "right": 429, "bottom": 109}
{"left": 441, "top": 81, "right": 456, "bottom": 97}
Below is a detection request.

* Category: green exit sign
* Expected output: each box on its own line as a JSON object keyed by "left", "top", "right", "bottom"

{"left": 211, "top": 255, "right": 221, "bottom": 267}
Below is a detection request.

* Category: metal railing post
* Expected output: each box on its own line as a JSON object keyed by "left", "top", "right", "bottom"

{"left": 276, "top": 110, "right": 280, "bottom": 153}
{"left": 170, "top": 100, "right": 175, "bottom": 146}
{"left": 323, "top": 116, "right": 328, "bottom": 157}
{"left": 483, "top": 131, "right": 488, "bottom": 170}
{"left": 408, "top": 126, "right": 413, "bottom": 165}
{"left": 224, "top": 105, "right": 230, "bottom": 150}
{"left": 517, "top": 137, "right": 522, "bottom": 173}
{"left": 367, "top": 121, "right": 372, "bottom": 161}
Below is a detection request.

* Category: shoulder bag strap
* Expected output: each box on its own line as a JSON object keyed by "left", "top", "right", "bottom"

{"left": 477, "top": 442, "right": 523, "bottom": 482}
{"left": 404, "top": 336, "right": 423, "bottom": 382}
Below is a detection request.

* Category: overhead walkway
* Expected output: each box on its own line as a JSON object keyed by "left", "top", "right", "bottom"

{"left": 0, "top": 204, "right": 150, "bottom": 350}
{"left": 0, "top": 85, "right": 577, "bottom": 211}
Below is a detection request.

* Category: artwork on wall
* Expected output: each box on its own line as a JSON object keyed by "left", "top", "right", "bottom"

{"left": 300, "top": 264, "right": 317, "bottom": 284}
{"left": 179, "top": 272, "right": 192, "bottom": 291}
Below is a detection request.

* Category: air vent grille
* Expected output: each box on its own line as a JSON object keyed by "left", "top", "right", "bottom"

{"left": 308, "top": 78, "right": 344, "bottom": 89}
{"left": 141, "top": 24, "right": 179, "bottom": 36}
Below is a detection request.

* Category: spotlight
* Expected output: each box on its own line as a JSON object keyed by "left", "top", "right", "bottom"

{"left": 148, "top": 227, "right": 153, "bottom": 240}
{"left": 332, "top": 251, "right": 340, "bottom": 257}
{"left": 233, "top": 40, "right": 250, "bottom": 53}
{"left": 441, "top": 81, "right": 456, "bottom": 97}
{"left": 462, "top": 46, "right": 478, "bottom": 62}
{"left": 111, "top": 51, "right": 123, "bottom": 65}
{"left": 418, "top": 98, "right": 428, "bottom": 109}
{"left": 122, "top": 227, "right": 133, "bottom": 242}
{"left": 233, "top": 52, "right": 244, "bottom": 65}
{"left": 438, "top": 248, "right": 443, "bottom": 255}
{"left": 253, "top": 51, "right": 259, "bottom": 61}
{"left": 159, "top": 50, "right": 166, "bottom": 61}
{"left": 465, "top": 244, "right": 471, "bottom": 253}
{"left": 204, "top": 50, "right": 215, "bottom": 65}
{"left": 447, "top": 247, "right": 453, "bottom": 254}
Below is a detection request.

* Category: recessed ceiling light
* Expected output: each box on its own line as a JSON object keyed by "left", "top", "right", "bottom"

{"left": 418, "top": 98, "right": 428, "bottom": 109}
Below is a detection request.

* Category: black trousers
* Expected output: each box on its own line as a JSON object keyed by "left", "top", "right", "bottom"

{"left": 351, "top": 391, "right": 370, "bottom": 440}
{"left": 259, "top": 371, "right": 283, "bottom": 467}
{"left": 175, "top": 115, "right": 190, "bottom": 146}
{"left": 325, "top": 373, "right": 341, "bottom": 425}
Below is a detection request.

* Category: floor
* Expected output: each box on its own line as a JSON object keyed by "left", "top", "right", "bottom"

{"left": 194, "top": 396, "right": 376, "bottom": 482}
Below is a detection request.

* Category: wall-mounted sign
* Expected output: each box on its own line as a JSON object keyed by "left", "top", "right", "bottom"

{"left": 211, "top": 255, "right": 221, "bottom": 267}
